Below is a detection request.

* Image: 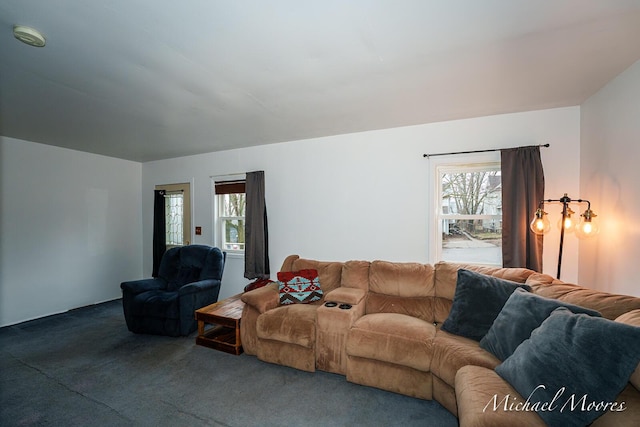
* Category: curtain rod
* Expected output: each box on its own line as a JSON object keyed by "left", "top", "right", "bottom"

{"left": 423, "top": 143, "right": 549, "bottom": 158}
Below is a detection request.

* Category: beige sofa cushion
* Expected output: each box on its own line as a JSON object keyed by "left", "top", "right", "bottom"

{"left": 340, "top": 260, "right": 370, "bottom": 290}
{"left": 455, "top": 365, "right": 546, "bottom": 427}
{"left": 366, "top": 261, "right": 435, "bottom": 322}
{"left": 456, "top": 365, "right": 640, "bottom": 427}
{"left": 324, "top": 287, "right": 366, "bottom": 305}
{"left": 347, "top": 313, "right": 435, "bottom": 372}
{"left": 366, "top": 293, "right": 435, "bottom": 323}
{"left": 241, "top": 282, "right": 279, "bottom": 314}
{"left": 369, "top": 260, "right": 435, "bottom": 296}
{"left": 591, "top": 383, "right": 640, "bottom": 427}
{"left": 527, "top": 275, "right": 640, "bottom": 320}
{"left": 288, "top": 258, "right": 344, "bottom": 295}
{"left": 616, "top": 309, "right": 640, "bottom": 391}
{"left": 431, "top": 329, "right": 500, "bottom": 387}
{"left": 434, "top": 262, "right": 534, "bottom": 300}
{"left": 256, "top": 304, "right": 318, "bottom": 348}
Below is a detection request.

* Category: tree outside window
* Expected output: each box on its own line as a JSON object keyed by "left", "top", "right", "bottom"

{"left": 219, "top": 193, "right": 246, "bottom": 251}
{"left": 438, "top": 164, "right": 502, "bottom": 265}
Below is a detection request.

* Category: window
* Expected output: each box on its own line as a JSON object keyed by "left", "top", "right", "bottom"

{"left": 214, "top": 179, "right": 246, "bottom": 252}
{"left": 430, "top": 154, "right": 502, "bottom": 265}
{"left": 156, "top": 183, "right": 191, "bottom": 248}
{"left": 165, "top": 192, "right": 184, "bottom": 245}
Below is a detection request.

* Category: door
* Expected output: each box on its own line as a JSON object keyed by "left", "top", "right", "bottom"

{"left": 155, "top": 183, "right": 191, "bottom": 249}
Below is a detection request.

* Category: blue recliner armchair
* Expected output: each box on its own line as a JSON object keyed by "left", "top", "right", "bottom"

{"left": 121, "top": 245, "right": 226, "bottom": 337}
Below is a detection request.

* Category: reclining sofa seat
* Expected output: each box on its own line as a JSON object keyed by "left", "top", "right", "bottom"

{"left": 346, "top": 260, "right": 437, "bottom": 400}
{"left": 241, "top": 256, "right": 370, "bottom": 372}
{"left": 250, "top": 256, "right": 343, "bottom": 372}
{"left": 428, "top": 262, "right": 535, "bottom": 414}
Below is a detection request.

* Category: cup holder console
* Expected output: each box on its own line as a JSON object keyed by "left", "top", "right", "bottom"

{"left": 324, "top": 301, "right": 352, "bottom": 310}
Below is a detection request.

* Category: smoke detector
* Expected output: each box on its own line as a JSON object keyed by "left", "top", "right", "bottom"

{"left": 13, "top": 25, "right": 46, "bottom": 47}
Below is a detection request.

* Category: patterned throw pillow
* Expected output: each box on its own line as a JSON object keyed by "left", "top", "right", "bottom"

{"left": 277, "top": 269, "right": 323, "bottom": 305}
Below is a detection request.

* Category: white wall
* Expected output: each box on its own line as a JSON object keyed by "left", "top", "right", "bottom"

{"left": 579, "top": 60, "right": 640, "bottom": 296}
{"left": 0, "top": 107, "right": 582, "bottom": 326}
{"left": 142, "top": 107, "right": 581, "bottom": 298}
{"left": 0, "top": 137, "right": 143, "bottom": 326}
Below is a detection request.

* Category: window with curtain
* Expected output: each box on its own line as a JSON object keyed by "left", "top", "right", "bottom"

{"left": 429, "top": 153, "right": 502, "bottom": 265}
{"left": 214, "top": 180, "right": 246, "bottom": 252}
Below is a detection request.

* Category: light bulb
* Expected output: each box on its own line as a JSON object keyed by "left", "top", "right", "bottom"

{"left": 558, "top": 216, "right": 574, "bottom": 232}
{"left": 557, "top": 207, "right": 575, "bottom": 233}
{"left": 575, "top": 209, "right": 599, "bottom": 239}
{"left": 530, "top": 208, "right": 550, "bottom": 235}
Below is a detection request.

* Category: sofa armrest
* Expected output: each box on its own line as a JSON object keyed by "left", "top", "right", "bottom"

{"left": 455, "top": 365, "right": 545, "bottom": 427}
{"left": 456, "top": 365, "right": 640, "bottom": 427}
{"left": 120, "top": 278, "right": 165, "bottom": 295}
{"left": 241, "top": 283, "right": 279, "bottom": 314}
{"left": 324, "top": 288, "right": 366, "bottom": 305}
{"left": 178, "top": 279, "right": 221, "bottom": 296}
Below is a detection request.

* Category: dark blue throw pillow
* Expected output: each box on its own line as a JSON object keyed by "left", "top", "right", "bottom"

{"left": 495, "top": 308, "right": 640, "bottom": 427}
{"left": 480, "top": 288, "right": 602, "bottom": 361}
{"left": 441, "top": 269, "right": 531, "bottom": 341}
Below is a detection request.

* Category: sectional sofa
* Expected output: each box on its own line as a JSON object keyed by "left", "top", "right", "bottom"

{"left": 240, "top": 255, "right": 640, "bottom": 426}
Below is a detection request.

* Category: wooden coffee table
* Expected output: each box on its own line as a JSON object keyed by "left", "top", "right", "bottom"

{"left": 195, "top": 293, "right": 245, "bottom": 355}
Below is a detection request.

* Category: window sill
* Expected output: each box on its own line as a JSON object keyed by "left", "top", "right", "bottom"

{"left": 224, "top": 251, "right": 245, "bottom": 259}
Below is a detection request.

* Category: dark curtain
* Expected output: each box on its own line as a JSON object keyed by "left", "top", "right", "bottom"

{"left": 152, "top": 190, "right": 166, "bottom": 277}
{"left": 244, "top": 171, "right": 270, "bottom": 280}
{"left": 501, "top": 146, "right": 545, "bottom": 271}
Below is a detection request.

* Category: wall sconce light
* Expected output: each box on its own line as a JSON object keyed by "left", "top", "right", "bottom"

{"left": 530, "top": 193, "right": 599, "bottom": 279}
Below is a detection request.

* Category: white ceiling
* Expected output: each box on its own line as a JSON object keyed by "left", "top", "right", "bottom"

{"left": 1, "top": 1, "right": 639, "bottom": 162}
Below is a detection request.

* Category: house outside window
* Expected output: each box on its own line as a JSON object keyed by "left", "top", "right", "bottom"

{"left": 214, "top": 179, "right": 246, "bottom": 253}
{"left": 429, "top": 153, "right": 502, "bottom": 265}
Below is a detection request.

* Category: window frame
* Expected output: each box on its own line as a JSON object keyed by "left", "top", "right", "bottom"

{"left": 427, "top": 152, "right": 501, "bottom": 265}
{"left": 212, "top": 175, "right": 246, "bottom": 256}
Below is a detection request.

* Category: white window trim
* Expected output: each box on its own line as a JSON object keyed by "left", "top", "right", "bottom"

{"left": 211, "top": 174, "right": 246, "bottom": 258}
{"left": 427, "top": 151, "right": 501, "bottom": 265}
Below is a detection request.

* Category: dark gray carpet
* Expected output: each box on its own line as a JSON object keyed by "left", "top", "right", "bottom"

{"left": 0, "top": 300, "right": 458, "bottom": 427}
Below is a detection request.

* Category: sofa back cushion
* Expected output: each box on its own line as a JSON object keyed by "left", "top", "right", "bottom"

{"left": 369, "top": 260, "right": 435, "bottom": 296}
{"left": 340, "top": 260, "right": 370, "bottom": 290}
{"left": 287, "top": 257, "right": 343, "bottom": 295}
{"left": 159, "top": 245, "right": 225, "bottom": 289}
{"left": 527, "top": 273, "right": 640, "bottom": 320}
{"left": 366, "top": 261, "right": 435, "bottom": 322}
